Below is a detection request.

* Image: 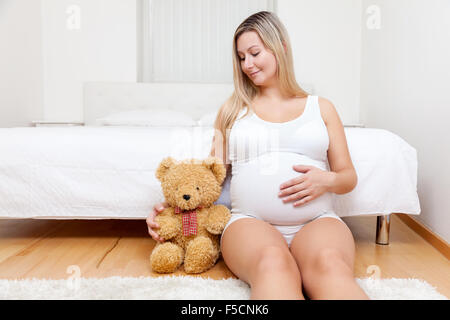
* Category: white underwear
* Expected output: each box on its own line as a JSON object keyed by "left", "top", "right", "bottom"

{"left": 221, "top": 211, "right": 343, "bottom": 247}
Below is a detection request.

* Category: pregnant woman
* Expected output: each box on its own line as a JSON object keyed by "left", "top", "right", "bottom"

{"left": 148, "top": 11, "right": 369, "bottom": 300}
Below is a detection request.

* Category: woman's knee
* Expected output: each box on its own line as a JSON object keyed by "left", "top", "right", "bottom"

{"left": 305, "top": 248, "right": 353, "bottom": 278}
{"left": 252, "top": 246, "right": 299, "bottom": 278}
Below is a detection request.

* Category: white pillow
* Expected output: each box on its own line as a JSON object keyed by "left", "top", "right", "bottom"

{"left": 197, "top": 112, "right": 217, "bottom": 127}
{"left": 95, "top": 109, "right": 197, "bottom": 127}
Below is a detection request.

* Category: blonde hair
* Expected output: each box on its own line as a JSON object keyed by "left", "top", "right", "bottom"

{"left": 212, "top": 11, "right": 309, "bottom": 165}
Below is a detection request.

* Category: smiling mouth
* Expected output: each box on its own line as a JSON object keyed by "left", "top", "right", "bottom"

{"left": 250, "top": 71, "right": 260, "bottom": 77}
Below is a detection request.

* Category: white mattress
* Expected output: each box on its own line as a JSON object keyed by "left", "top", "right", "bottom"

{"left": 0, "top": 126, "right": 420, "bottom": 219}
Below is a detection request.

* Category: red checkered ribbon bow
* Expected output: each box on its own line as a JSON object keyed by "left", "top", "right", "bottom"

{"left": 175, "top": 206, "right": 202, "bottom": 236}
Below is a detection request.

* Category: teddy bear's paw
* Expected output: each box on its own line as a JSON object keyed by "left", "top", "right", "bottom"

{"left": 155, "top": 215, "right": 181, "bottom": 240}
{"left": 183, "top": 236, "right": 219, "bottom": 274}
{"left": 206, "top": 205, "right": 231, "bottom": 234}
{"left": 150, "top": 242, "right": 184, "bottom": 274}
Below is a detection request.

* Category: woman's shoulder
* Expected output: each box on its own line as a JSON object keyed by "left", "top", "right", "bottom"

{"left": 316, "top": 96, "right": 339, "bottom": 126}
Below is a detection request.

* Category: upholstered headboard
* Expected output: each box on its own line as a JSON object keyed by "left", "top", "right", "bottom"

{"left": 83, "top": 82, "right": 314, "bottom": 126}
{"left": 83, "top": 82, "right": 235, "bottom": 125}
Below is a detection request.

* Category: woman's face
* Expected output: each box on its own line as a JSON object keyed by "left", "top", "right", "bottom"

{"left": 236, "top": 31, "right": 278, "bottom": 87}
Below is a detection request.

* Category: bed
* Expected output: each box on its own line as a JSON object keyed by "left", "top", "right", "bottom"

{"left": 0, "top": 82, "right": 421, "bottom": 245}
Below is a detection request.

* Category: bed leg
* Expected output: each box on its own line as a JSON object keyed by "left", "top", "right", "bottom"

{"left": 376, "top": 214, "right": 391, "bottom": 245}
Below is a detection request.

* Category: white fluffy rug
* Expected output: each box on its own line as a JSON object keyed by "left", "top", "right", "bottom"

{"left": 0, "top": 276, "right": 447, "bottom": 300}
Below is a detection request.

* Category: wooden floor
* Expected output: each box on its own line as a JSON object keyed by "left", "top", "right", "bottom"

{"left": 0, "top": 214, "right": 448, "bottom": 298}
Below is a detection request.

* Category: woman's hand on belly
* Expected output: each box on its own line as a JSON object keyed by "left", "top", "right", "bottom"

{"left": 278, "top": 165, "right": 335, "bottom": 207}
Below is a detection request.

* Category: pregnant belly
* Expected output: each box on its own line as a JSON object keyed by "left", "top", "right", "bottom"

{"left": 230, "top": 152, "right": 334, "bottom": 225}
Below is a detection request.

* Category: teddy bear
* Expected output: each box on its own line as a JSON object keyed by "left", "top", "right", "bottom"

{"left": 150, "top": 156, "right": 231, "bottom": 274}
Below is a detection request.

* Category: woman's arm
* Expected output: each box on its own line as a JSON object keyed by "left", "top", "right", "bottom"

{"left": 319, "top": 97, "right": 357, "bottom": 195}
{"left": 278, "top": 97, "right": 356, "bottom": 206}
{"left": 326, "top": 169, "right": 357, "bottom": 195}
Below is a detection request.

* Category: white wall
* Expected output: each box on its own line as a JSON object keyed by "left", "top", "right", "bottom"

{"left": 277, "top": 0, "right": 363, "bottom": 125}
{"left": 37, "top": 0, "right": 363, "bottom": 124}
{"left": 41, "top": 0, "right": 137, "bottom": 122}
{"left": 0, "top": 0, "right": 362, "bottom": 125}
{"left": 0, "top": 0, "right": 44, "bottom": 127}
{"left": 361, "top": 0, "right": 450, "bottom": 242}
{"left": 0, "top": 0, "right": 137, "bottom": 125}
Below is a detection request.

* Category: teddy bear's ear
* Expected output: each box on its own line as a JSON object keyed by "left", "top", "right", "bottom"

{"left": 202, "top": 156, "right": 226, "bottom": 185}
{"left": 155, "top": 157, "right": 177, "bottom": 181}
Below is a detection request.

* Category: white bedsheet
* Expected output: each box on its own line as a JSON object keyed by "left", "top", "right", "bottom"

{"left": 0, "top": 126, "right": 420, "bottom": 219}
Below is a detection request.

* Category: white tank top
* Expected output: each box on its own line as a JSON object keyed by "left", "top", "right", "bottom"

{"left": 227, "top": 95, "right": 334, "bottom": 225}
{"left": 228, "top": 95, "right": 329, "bottom": 167}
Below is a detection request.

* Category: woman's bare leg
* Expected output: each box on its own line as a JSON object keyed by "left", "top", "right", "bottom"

{"left": 221, "top": 218, "right": 304, "bottom": 300}
{"left": 290, "top": 217, "right": 369, "bottom": 300}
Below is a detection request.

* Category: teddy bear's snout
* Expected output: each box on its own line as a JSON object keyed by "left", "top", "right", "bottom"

{"left": 183, "top": 194, "right": 191, "bottom": 201}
